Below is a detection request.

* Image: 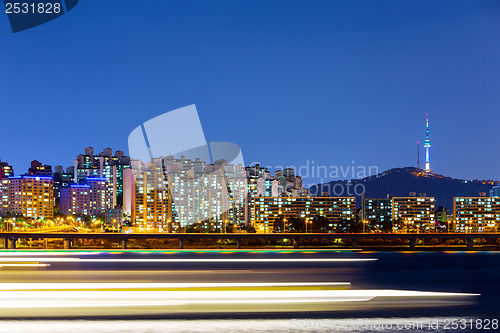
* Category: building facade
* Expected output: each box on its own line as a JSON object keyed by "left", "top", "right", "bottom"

{"left": 74, "top": 147, "right": 131, "bottom": 207}
{"left": 86, "top": 177, "right": 113, "bottom": 216}
{"left": 124, "top": 162, "right": 171, "bottom": 232}
{"left": 392, "top": 196, "right": 435, "bottom": 232}
{"left": 60, "top": 177, "right": 113, "bottom": 217}
{"left": 454, "top": 197, "right": 500, "bottom": 233}
{"left": 0, "top": 178, "right": 8, "bottom": 216}
{"left": 275, "top": 168, "right": 308, "bottom": 197}
{"left": 124, "top": 157, "right": 248, "bottom": 232}
{"left": 7, "top": 176, "right": 54, "bottom": 218}
{"left": 60, "top": 184, "right": 91, "bottom": 216}
{"left": 0, "top": 160, "right": 13, "bottom": 216}
{"left": 53, "top": 165, "right": 74, "bottom": 208}
{"left": 363, "top": 197, "right": 392, "bottom": 231}
{"left": 26, "top": 160, "right": 52, "bottom": 176}
{"left": 251, "top": 196, "right": 356, "bottom": 233}
{"left": 0, "top": 159, "right": 14, "bottom": 179}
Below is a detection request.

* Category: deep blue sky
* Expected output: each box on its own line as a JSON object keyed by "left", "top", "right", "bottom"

{"left": 1, "top": 0, "right": 499, "bottom": 186}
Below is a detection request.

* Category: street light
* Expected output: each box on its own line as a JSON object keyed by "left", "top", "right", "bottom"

{"left": 306, "top": 218, "right": 312, "bottom": 234}
{"left": 283, "top": 218, "right": 287, "bottom": 233}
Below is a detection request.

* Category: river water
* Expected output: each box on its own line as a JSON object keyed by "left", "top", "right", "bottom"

{"left": 0, "top": 250, "right": 497, "bottom": 332}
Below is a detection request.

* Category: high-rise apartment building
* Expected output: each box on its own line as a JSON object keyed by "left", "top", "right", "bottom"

{"left": 53, "top": 165, "right": 73, "bottom": 204}
{"left": 124, "top": 161, "right": 171, "bottom": 232}
{"left": 124, "top": 156, "right": 248, "bottom": 232}
{"left": 163, "top": 156, "right": 247, "bottom": 230}
{"left": 59, "top": 177, "right": 112, "bottom": 217}
{"left": 26, "top": 160, "right": 52, "bottom": 176}
{"left": 392, "top": 195, "right": 435, "bottom": 232}
{"left": 223, "top": 162, "right": 248, "bottom": 227}
{"left": 8, "top": 175, "right": 54, "bottom": 218}
{"left": 363, "top": 197, "right": 392, "bottom": 231}
{"left": 0, "top": 160, "right": 13, "bottom": 216}
{"left": 60, "top": 184, "right": 91, "bottom": 216}
{"left": 86, "top": 177, "right": 113, "bottom": 216}
{"left": 73, "top": 147, "right": 130, "bottom": 207}
{"left": 251, "top": 196, "right": 356, "bottom": 233}
{"left": 0, "top": 178, "right": 8, "bottom": 216}
{"left": 245, "top": 164, "right": 281, "bottom": 224}
{"left": 275, "top": 168, "right": 307, "bottom": 197}
{"left": 454, "top": 197, "right": 500, "bottom": 233}
{"left": 0, "top": 159, "right": 14, "bottom": 179}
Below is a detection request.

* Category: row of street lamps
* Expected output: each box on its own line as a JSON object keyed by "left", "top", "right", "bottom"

{"left": 281, "top": 217, "right": 313, "bottom": 233}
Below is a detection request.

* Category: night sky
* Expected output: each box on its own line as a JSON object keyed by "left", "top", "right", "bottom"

{"left": 1, "top": 0, "right": 499, "bottom": 186}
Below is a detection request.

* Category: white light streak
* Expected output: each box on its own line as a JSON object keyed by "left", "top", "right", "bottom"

{"left": 0, "top": 289, "right": 479, "bottom": 309}
{"left": 0, "top": 264, "right": 49, "bottom": 268}
{"left": 0, "top": 282, "right": 350, "bottom": 290}
{"left": 0, "top": 258, "right": 377, "bottom": 263}
{"left": 0, "top": 252, "right": 99, "bottom": 256}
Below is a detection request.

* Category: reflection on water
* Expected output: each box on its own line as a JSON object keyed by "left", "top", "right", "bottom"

{"left": 0, "top": 250, "right": 497, "bottom": 332}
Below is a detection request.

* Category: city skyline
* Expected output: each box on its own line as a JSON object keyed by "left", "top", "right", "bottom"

{"left": 1, "top": 0, "right": 499, "bottom": 183}
{"left": 1, "top": 142, "right": 499, "bottom": 234}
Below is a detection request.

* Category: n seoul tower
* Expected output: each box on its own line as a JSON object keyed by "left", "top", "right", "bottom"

{"left": 424, "top": 114, "right": 431, "bottom": 172}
